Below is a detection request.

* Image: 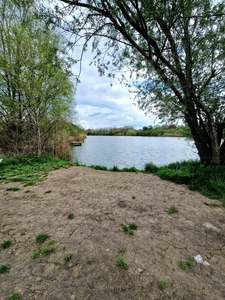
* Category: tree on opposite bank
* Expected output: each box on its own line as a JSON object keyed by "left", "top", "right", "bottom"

{"left": 45, "top": 0, "right": 225, "bottom": 165}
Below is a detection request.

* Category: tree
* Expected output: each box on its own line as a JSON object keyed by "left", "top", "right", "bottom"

{"left": 46, "top": 0, "right": 225, "bottom": 164}
{"left": 0, "top": 0, "right": 75, "bottom": 156}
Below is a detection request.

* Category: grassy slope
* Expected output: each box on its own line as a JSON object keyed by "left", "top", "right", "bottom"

{"left": 0, "top": 156, "right": 75, "bottom": 186}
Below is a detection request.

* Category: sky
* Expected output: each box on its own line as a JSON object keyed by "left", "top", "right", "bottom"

{"left": 72, "top": 50, "right": 157, "bottom": 130}
{"left": 42, "top": 0, "right": 156, "bottom": 130}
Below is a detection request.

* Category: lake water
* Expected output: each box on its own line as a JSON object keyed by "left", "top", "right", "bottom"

{"left": 72, "top": 136, "right": 199, "bottom": 170}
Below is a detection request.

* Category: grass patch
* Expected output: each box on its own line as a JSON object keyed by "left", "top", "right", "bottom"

{"left": 158, "top": 281, "right": 165, "bottom": 290}
{"left": 41, "top": 246, "right": 55, "bottom": 256}
{"left": 120, "top": 223, "right": 138, "bottom": 236}
{"left": 1, "top": 239, "right": 12, "bottom": 249}
{"left": 5, "top": 187, "right": 20, "bottom": 191}
{"left": 109, "top": 165, "right": 140, "bottom": 172}
{"left": 48, "top": 239, "right": 55, "bottom": 245}
{"left": 168, "top": 205, "right": 179, "bottom": 214}
{"left": 116, "top": 257, "right": 128, "bottom": 269}
{"left": 178, "top": 256, "right": 194, "bottom": 270}
{"left": 129, "top": 223, "right": 138, "bottom": 230}
{"left": 64, "top": 253, "right": 72, "bottom": 262}
{"left": 0, "top": 264, "right": 11, "bottom": 273}
{"left": 31, "top": 248, "right": 41, "bottom": 259}
{"left": 35, "top": 232, "right": 49, "bottom": 244}
{"left": 145, "top": 160, "right": 225, "bottom": 205}
{"left": 90, "top": 165, "right": 108, "bottom": 171}
{"left": 204, "top": 202, "right": 220, "bottom": 207}
{"left": 8, "top": 292, "right": 21, "bottom": 300}
{"left": 44, "top": 190, "right": 52, "bottom": 194}
{"left": 68, "top": 213, "right": 74, "bottom": 220}
{"left": 0, "top": 156, "right": 73, "bottom": 185}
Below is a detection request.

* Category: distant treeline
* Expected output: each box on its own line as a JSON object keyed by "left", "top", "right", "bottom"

{"left": 86, "top": 125, "right": 192, "bottom": 137}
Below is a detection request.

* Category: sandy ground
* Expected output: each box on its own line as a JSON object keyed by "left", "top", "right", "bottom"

{"left": 0, "top": 166, "right": 225, "bottom": 300}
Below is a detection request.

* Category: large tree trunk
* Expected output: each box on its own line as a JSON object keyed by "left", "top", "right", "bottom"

{"left": 220, "top": 140, "right": 225, "bottom": 165}
{"left": 208, "top": 120, "right": 221, "bottom": 165}
{"left": 185, "top": 113, "right": 211, "bottom": 164}
{"left": 185, "top": 111, "right": 222, "bottom": 165}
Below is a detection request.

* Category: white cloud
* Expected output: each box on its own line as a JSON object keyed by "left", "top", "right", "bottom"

{"left": 73, "top": 48, "right": 157, "bottom": 129}
{"left": 125, "top": 116, "right": 134, "bottom": 122}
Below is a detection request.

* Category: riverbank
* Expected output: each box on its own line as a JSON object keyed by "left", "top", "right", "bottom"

{"left": 1, "top": 166, "right": 225, "bottom": 299}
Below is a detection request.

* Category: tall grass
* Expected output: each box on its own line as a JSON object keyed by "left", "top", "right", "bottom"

{"left": 145, "top": 160, "right": 225, "bottom": 205}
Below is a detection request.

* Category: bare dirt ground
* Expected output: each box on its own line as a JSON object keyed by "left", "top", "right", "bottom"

{"left": 0, "top": 166, "right": 225, "bottom": 300}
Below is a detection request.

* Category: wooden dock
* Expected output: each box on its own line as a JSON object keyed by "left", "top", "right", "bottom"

{"left": 71, "top": 141, "right": 82, "bottom": 146}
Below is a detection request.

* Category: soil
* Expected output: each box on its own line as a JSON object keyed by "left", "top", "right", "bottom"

{"left": 0, "top": 166, "right": 225, "bottom": 300}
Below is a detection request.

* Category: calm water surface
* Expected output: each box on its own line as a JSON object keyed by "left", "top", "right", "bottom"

{"left": 72, "top": 136, "right": 199, "bottom": 170}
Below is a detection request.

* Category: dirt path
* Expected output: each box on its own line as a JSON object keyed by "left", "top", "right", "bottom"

{"left": 0, "top": 166, "right": 225, "bottom": 300}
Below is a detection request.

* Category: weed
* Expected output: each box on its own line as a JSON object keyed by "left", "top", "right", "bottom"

{"left": 21, "top": 231, "right": 26, "bottom": 236}
{"left": 116, "top": 257, "right": 128, "bottom": 269}
{"left": 132, "top": 196, "right": 136, "bottom": 199}
{"left": 159, "top": 252, "right": 164, "bottom": 258}
{"left": 48, "top": 239, "right": 55, "bottom": 245}
{"left": 158, "top": 281, "right": 165, "bottom": 290}
{"left": 8, "top": 292, "right": 21, "bottom": 300}
{"left": 41, "top": 247, "right": 55, "bottom": 256}
{"left": 87, "top": 260, "right": 92, "bottom": 264}
{"left": 178, "top": 256, "right": 194, "bottom": 270}
{"left": 120, "top": 248, "right": 126, "bottom": 253}
{"left": 7, "top": 213, "right": 13, "bottom": 218}
{"left": 178, "top": 261, "right": 186, "bottom": 270}
{"left": 168, "top": 206, "right": 179, "bottom": 214}
{"left": 186, "top": 256, "right": 194, "bottom": 267}
{"left": 0, "top": 264, "right": 10, "bottom": 273}
{"left": 121, "top": 224, "right": 129, "bottom": 233}
{"left": 68, "top": 213, "right": 74, "bottom": 220}
{"left": 129, "top": 223, "right": 137, "bottom": 230}
{"left": 24, "top": 190, "right": 30, "bottom": 193}
{"left": 6, "top": 187, "right": 20, "bottom": 192}
{"left": 64, "top": 253, "right": 72, "bottom": 262}
{"left": 121, "top": 223, "right": 137, "bottom": 235}
{"left": 35, "top": 232, "right": 49, "bottom": 244}
{"left": 44, "top": 190, "right": 51, "bottom": 194}
{"left": 31, "top": 194, "right": 37, "bottom": 198}
{"left": 31, "top": 249, "right": 40, "bottom": 259}
{"left": 1, "top": 239, "right": 12, "bottom": 249}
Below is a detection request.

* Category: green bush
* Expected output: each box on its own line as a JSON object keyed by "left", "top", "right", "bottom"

{"left": 90, "top": 165, "right": 108, "bottom": 171}
{"left": 145, "top": 160, "right": 225, "bottom": 204}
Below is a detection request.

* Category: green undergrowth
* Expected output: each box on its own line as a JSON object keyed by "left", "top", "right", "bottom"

{"left": 145, "top": 160, "right": 225, "bottom": 205}
{"left": 0, "top": 156, "right": 75, "bottom": 185}
{"left": 90, "top": 165, "right": 141, "bottom": 173}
